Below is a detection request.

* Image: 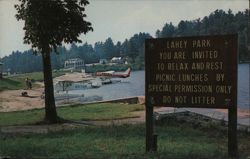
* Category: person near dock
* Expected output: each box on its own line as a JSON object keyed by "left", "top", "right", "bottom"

{"left": 28, "top": 79, "right": 32, "bottom": 89}
{"left": 25, "top": 77, "right": 32, "bottom": 89}
{"left": 25, "top": 77, "right": 29, "bottom": 89}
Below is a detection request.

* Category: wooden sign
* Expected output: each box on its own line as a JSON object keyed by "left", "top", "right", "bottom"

{"left": 145, "top": 35, "right": 238, "bottom": 157}
{"left": 145, "top": 35, "right": 237, "bottom": 108}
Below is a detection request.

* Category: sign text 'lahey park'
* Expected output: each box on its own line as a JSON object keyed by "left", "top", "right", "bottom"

{"left": 145, "top": 35, "right": 237, "bottom": 108}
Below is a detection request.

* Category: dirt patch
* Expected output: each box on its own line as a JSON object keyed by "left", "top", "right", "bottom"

{"left": 0, "top": 87, "right": 45, "bottom": 112}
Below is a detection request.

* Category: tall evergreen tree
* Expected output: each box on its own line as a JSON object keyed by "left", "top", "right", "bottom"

{"left": 103, "top": 37, "right": 115, "bottom": 59}
{"left": 94, "top": 42, "right": 105, "bottom": 59}
{"left": 160, "top": 22, "right": 175, "bottom": 37}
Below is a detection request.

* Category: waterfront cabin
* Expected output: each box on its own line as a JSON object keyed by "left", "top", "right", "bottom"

{"left": 64, "top": 58, "right": 85, "bottom": 71}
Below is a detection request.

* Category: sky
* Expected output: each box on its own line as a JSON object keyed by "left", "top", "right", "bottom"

{"left": 0, "top": 0, "right": 248, "bottom": 58}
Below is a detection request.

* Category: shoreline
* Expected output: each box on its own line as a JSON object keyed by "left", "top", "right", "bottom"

{"left": 0, "top": 89, "right": 249, "bottom": 117}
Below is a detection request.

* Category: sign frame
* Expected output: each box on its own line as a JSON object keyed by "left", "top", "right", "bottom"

{"left": 145, "top": 34, "right": 238, "bottom": 158}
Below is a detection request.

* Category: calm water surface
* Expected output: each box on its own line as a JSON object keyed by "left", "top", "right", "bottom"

{"left": 238, "top": 64, "right": 249, "bottom": 109}
{"left": 70, "top": 64, "right": 249, "bottom": 109}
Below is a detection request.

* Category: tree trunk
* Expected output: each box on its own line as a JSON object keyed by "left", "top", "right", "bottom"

{"left": 42, "top": 52, "right": 58, "bottom": 123}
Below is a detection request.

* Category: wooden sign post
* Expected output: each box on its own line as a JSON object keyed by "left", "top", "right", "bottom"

{"left": 145, "top": 35, "right": 238, "bottom": 158}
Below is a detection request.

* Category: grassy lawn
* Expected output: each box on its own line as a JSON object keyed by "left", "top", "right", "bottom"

{"left": 0, "top": 78, "right": 24, "bottom": 91}
{"left": 0, "top": 121, "right": 249, "bottom": 159}
{"left": 59, "top": 103, "right": 144, "bottom": 121}
{"left": 0, "top": 103, "right": 144, "bottom": 126}
{"left": 0, "top": 103, "right": 249, "bottom": 158}
{"left": 0, "top": 70, "right": 65, "bottom": 91}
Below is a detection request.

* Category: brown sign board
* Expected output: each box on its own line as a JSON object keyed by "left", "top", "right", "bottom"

{"left": 145, "top": 35, "right": 237, "bottom": 108}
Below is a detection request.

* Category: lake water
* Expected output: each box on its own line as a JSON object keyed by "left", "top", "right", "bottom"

{"left": 70, "top": 64, "right": 250, "bottom": 110}
{"left": 238, "top": 64, "right": 250, "bottom": 109}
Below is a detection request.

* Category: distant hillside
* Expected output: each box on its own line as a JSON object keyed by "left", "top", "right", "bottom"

{"left": 0, "top": 9, "right": 248, "bottom": 73}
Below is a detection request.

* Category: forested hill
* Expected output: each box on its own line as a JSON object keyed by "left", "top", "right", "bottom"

{"left": 0, "top": 9, "right": 248, "bottom": 73}
{"left": 156, "top": 9, "right": 248, "bottom": 61}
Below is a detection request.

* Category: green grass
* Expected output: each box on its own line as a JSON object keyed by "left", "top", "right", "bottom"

{"left": 0, "top": 70, "right": 65, "bottom": 91}
{"left": 0, "top": 103, "right": 144, "bottom": 126}
{"left": 0, "top": 78, "right": 24, "bottom": 91}
{"left": 0, "top": 103, "right": 249, "bottom": 158}
{"left": 58, "top": 103, "right": 144, "bottom": 121}
{"left": 0, "top": 121, "right": 250, "bottom": 159}
{"left": 0, "top": 109, "right": 44, "bottom": 126}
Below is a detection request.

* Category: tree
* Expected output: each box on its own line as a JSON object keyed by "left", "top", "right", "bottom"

{"left": 115, "top": 41, "right": 122, "bottom": 57}
{"left": 121, "top": 39, "right": 130, "bottom": 57}
{"left": 15, "top": 0, "right": 93, "bottom": 123}
{"left": 103, "top": 37, "right": 116, "bottom": 59}
{"left": 155, "top": 29, "right": 161, "bottom": 38}
{"left": 94, "top": 42, "right": 105, "bottom": 59}
{"left": 160, "top": 22, "right": 175, "bottom": 37}
{"left": 177, "top": 20, "right": 188, "bottom": 36}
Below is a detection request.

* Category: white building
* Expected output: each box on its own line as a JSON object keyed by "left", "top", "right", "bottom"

{"left": 64, "top": 58, "right": 84, "bottom": 70}
{"left": 110, "top": 57, "right": 123, "bottom": 64}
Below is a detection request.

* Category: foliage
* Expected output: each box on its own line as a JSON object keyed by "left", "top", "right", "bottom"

{"left": 1, "top": 9, "right": 249, "bottom": 74}
{"left": 1, "top": 32, "right": 151, "bottom": 73}
{"left": 1, "top": 50, "right": 43, "bottom": 73}
{"left": 15, "top": 0, "right": 93, "bottom": 52}
{"left": 156, "top": 9, "right": 249, "bottom": 61}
